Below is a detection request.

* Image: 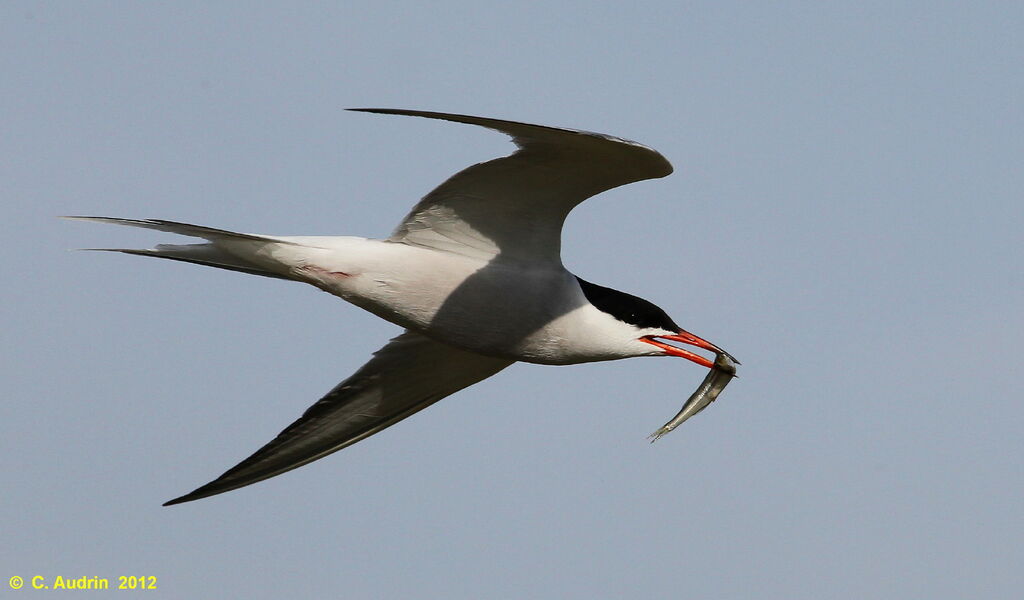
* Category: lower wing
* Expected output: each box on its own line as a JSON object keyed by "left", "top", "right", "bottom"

{"left": 164, "top": 330, "right": 513, "bottom": 505}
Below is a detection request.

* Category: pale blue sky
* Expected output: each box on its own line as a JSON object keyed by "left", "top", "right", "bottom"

{"left": 3, "top": 2, "right": 1022, "bottom": 598}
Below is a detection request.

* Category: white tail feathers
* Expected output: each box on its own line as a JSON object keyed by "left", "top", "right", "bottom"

{"left": 62, "top": 216, "right": 298, "bottom": 243}
{"left": 65, "top": 216, "right": 305, "bottom": 281}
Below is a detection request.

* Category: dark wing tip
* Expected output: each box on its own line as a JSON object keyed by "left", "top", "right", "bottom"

{"left": 346, "top": 108, "right": 457, "bottom": 119}
{"left": 161, "top": 458, "right": 287, "bottom": 506}
{"left": 346, "top": 107, "right": 407, "bottom": 114}
{"left": 346, "top": 108, "right": 673, "bottom": 180}
{"left": 162, "top": 483, "right": 221, "bottom": 506}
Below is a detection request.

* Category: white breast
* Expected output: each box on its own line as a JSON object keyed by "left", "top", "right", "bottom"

{"left": 287, "top": 238, "right": 646, "bottom": 364}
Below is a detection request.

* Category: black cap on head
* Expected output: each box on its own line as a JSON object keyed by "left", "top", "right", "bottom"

{"left": 576, "top": 277, "right": 680, "bottom": 332}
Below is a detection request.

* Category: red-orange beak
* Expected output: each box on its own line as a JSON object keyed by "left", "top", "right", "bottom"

{"left": 640, "top": 329, "right": 726, "bottom": 369}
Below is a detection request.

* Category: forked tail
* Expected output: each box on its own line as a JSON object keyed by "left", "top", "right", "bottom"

{"left": 65, "top": 216, "right": 306, "bottom": 281}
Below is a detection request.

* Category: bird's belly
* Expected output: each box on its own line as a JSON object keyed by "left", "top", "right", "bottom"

{"left": 303, "top": 243, "right": 588, "bottom": 362}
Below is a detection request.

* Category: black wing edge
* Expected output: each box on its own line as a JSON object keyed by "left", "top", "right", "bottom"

{"left": 345, "top": 108, "right": 673, "bottom": 178}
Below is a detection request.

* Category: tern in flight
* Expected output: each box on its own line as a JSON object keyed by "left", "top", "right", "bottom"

{"left": 70, "top": 109, "right": 738, "bottom": 505}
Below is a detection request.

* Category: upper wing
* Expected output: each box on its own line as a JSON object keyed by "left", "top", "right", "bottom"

{"left": 164, "top": 331, "right": 513, "bottom": 505}
{"left": 350, "top": 108, "right": 674, "bottom": 263}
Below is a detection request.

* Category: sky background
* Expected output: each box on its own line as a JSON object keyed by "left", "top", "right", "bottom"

{"left": 3, "top": 2, "right": 1022, "bottom": 598}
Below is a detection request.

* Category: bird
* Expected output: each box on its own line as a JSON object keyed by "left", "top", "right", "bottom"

{"left": 69, "top": 108, "right": 737, "bottom": 506}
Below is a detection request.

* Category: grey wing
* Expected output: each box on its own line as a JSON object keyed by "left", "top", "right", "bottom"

{"left": 164, "top": 331, "right": 513, "bottom": 505}
{"left": 349, "top": 108, "right": 674, "bottom": 262}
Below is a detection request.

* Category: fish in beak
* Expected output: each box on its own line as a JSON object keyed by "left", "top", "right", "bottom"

{"left": 641, "top": 330, "right": 739, "bottom": 440}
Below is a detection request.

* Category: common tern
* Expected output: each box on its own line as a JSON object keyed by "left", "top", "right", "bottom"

{"left": 69, "top": 109, "right": 738, "bottom": 505}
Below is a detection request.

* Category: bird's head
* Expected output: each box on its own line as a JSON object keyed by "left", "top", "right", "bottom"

{"left": 576, "top": 277, "right": 734, "bottom": 368}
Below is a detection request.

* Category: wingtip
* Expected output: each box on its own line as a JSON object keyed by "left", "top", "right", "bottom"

{"left": 346, "top": 108, "right": 433, "bottom": 120}
{"left": 162, "top": 487, "right": 210, "bottom": 506}
{"left": 162, "top": 476, "right": 241, "bottom": 506}
{"left": 60, "top": 216, "right": 154, "bottom": 227}
{"left": 345, "top": 108, "right": 476, "bottom": 120}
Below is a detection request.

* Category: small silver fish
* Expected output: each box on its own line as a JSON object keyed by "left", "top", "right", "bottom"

{"left": 649, "top": 351, "right": 739, "bottom": 442}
